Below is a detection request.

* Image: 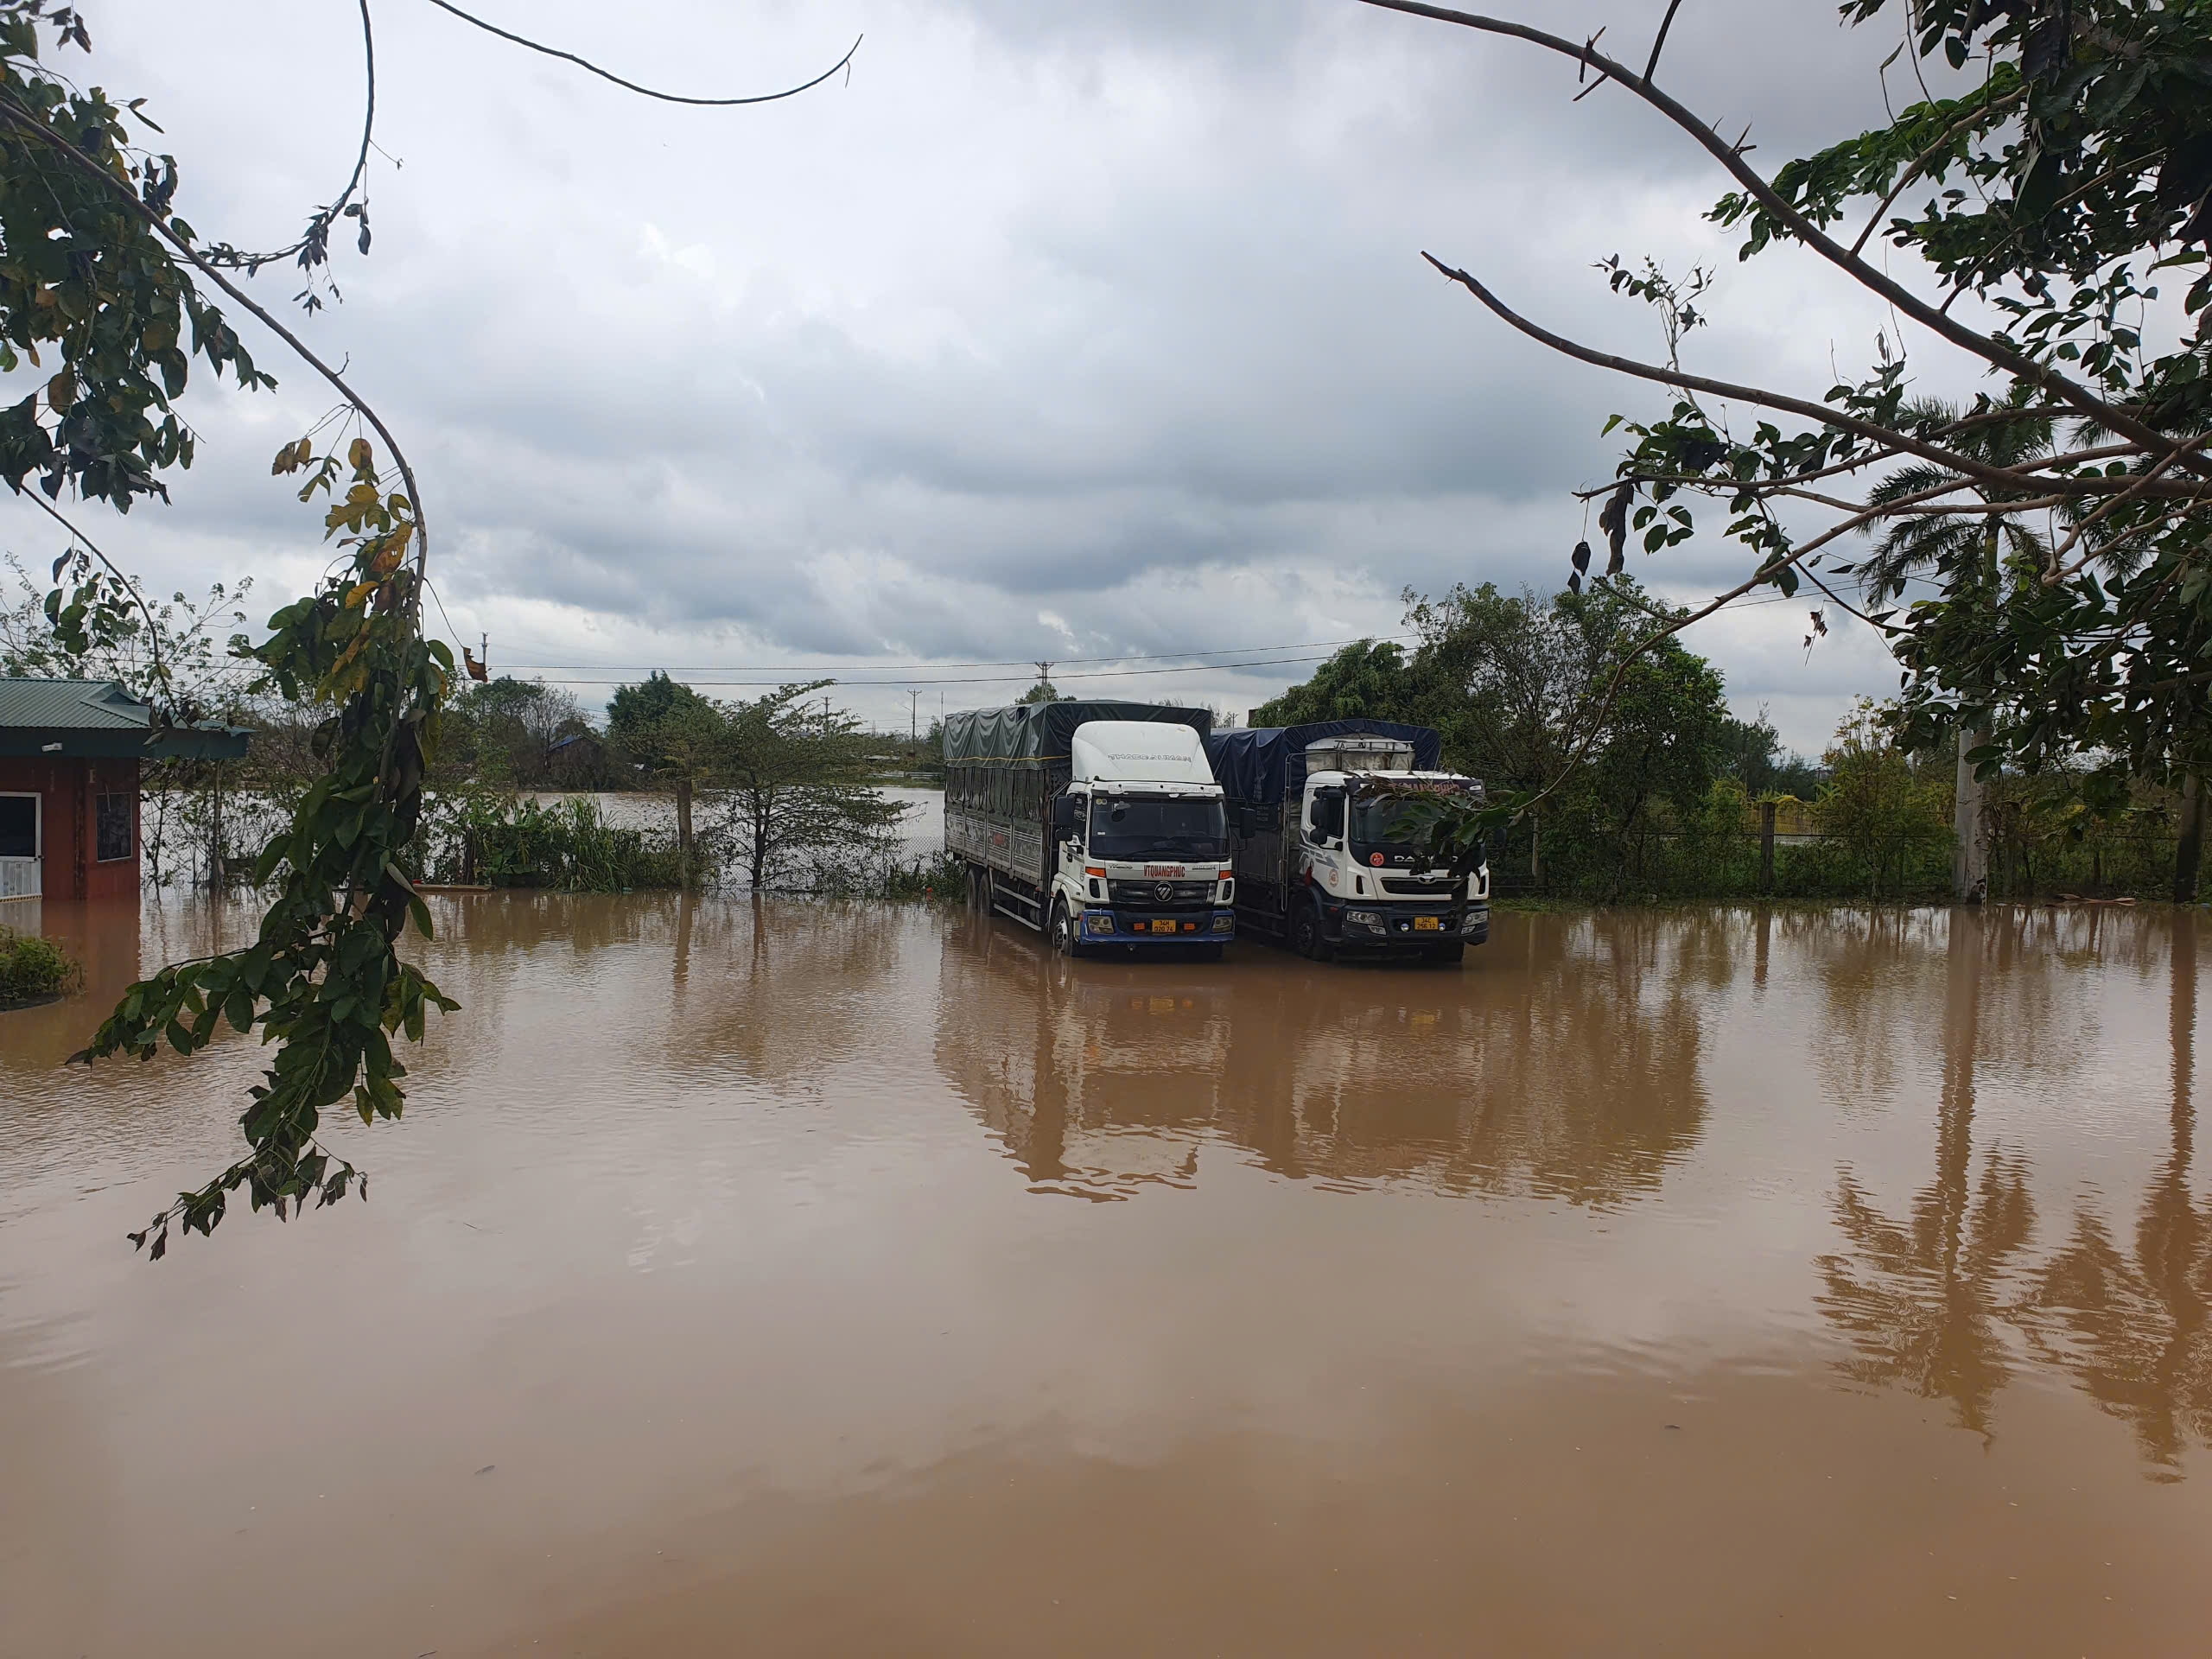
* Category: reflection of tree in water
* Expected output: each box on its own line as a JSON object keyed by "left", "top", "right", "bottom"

{"left": 649, "top": 897, "right": 909, "bottom": 1094}
{"left": 933, "top": 909, "right": 1713, "bottom": 1209}
{"left": 2014, "top": 916, "right": 2212, "bottom": 1475}
{"left": 1814, "top": 909, "right": 2212, "bottom": 1471}
{"left": 1815, "top": 911, "right": 2037, "bottom": 1437}
{"left": 1793, "top": 906, "right": 2100, "bottom": 1117}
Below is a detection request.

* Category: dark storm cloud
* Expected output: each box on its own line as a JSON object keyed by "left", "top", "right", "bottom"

{"left": 15, "top": 0, "right": 1944, "bottom": 748}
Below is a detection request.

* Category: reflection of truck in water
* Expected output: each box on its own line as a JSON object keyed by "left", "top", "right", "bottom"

{"left": 944, "top": 701, "right": 1236, "bottom": 960}
{"left": 932, "top": 907, "right": 1707, "bottom": 1205}
{"left": 931, "top": 914, "right": 1232, "bottom": 1198}
{"left": 1205, "top": 721, "right": 1489, "bottom": 963}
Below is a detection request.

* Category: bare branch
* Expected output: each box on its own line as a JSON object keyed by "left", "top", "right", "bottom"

{"left": 1419, "top": 252, "right": 2194, "bottom": 501}
{"left": 206, "top": 0, "right": 375, "bottom": 277}
{"left": 1355, "top": 0, "right": 2209, "bottom": 479}
{"left": 421, "top": 1, "right": 861, "bottom": 107}
{"left": 1643, "top": 0, "right": 1685, "bottom": 83}
{"left": 13, "top": 488, "right": 168, "bottom": 688}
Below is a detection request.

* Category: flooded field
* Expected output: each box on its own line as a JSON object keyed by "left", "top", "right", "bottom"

{"left": 3, "top": 896, "right": 2209, "bottom": 1656}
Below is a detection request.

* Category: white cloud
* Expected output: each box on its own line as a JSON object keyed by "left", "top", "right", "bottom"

{"left": 1, "top": 0, "right": 1963, "bottom": 756}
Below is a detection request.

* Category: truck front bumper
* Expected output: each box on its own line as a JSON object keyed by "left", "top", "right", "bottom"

{"left": 1327, "top": 899, "right": 1489, "bottom": 950}
{"left": 1083, "top": 907, "right": 1236, "bottom": 944}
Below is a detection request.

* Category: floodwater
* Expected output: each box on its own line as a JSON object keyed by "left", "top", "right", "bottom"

{"left": 3, "top": 897, "right": 2209, "bottom": 1656}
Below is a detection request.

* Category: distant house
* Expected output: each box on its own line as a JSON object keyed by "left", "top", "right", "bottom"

{"left": 0, "top": 680, "right": 249, "bottom": 903}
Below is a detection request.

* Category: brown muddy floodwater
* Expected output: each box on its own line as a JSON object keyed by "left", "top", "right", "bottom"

{"left": 3, "top": 897, "right": 2210, "bottom": 1656}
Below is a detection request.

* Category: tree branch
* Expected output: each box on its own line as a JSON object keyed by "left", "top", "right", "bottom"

{"left": 0, "top": 91, "right": 430, "bottom": 584}
{"left": 1846, "top": 84, "right": 2027, "bottom": 259}
{"left": 1421, "top": 252, "right": 2191, "bottom": 501}
{"left": 1643, "top": 0, "right": 1685, "bottom": 83}
{"left": 205, "top": 0, "right": 375, "bottom": 276}
{"left": 1356, "top": 0, "right": 2209, "bottom": 479}
{"left": 421, "top": 1, "right": 861, "bottom": 107}
{"left": 13, "top": 487, "right": 168, "bottom": 689}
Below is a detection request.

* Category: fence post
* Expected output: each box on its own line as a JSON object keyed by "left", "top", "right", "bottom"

{"left": 1759, "top": 799, "right": 1777, "bottom": 895}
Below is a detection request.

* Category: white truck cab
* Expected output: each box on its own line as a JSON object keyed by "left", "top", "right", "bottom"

{"left": 1294, "top": 735, "right": 1489, "bottom": 958}
{"left": 1047, "top": 721, "right": 1236, "bottom": 958}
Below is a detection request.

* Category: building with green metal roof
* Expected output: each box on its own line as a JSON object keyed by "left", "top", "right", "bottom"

{"left": 0, "top": 679, "right": 251, "bottom": 904}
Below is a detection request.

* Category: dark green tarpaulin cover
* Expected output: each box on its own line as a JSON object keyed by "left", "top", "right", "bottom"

{"left": 942, "top": 701, "right": 1212, "bottom": 766}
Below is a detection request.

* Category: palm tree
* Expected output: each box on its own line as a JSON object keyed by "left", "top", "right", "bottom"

{"left": 1855, "top": 402, "right": 2056, "bottom": 902}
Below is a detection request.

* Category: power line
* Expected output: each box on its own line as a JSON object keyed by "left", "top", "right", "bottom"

{"left": 493, "top": 632, "right": 1416, "bottom": 675}
{"left": 516, "top": 651, "right": 1362, "bottom": 690}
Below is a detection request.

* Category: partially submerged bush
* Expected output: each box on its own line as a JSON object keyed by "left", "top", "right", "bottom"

{"left": 0, "top": 927, "right": 82, "bottom": 1004}
{"left": 879, "top": 849, "right": 968, "bottom": 904}
{"left": 439, "top": 796, "right": 690, "bottom": 893}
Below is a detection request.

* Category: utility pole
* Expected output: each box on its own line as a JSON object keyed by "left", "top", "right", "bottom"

{"left": 908, "top": 689, "right": 923, "bottom": 771}
{"left": 1033, "top": 660, "right": 1054, "bottom": 702}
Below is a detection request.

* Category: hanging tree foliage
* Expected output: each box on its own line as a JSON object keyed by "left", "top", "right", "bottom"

{"left": 1357, "top": 0, "right": 2212, "bottom": 871}
{"left": 0, "top": 0, "right": 854, "bottom": 1255}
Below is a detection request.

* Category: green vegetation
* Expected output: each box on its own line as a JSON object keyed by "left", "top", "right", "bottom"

{"left": 0, "top": 0, "right": 846, "bottom": 1251}
{"left": 1264, "top": 586, "right": 2190, "bottom": 903}
{"left": 879, "top": 849, "right": 969, "bottom": 904}
{"left": 1371, "top": 0, "right": 2212, "bottom": 905}
{"left": 422, "top": 796, "right": 685, "bottom": 893}
{"left": 0, "top": 925, "right": 79, "bottom": 1004}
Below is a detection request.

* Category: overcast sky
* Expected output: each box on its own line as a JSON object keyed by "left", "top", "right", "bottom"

{"left": 10, "top": 0, "right": 1987, "bottom": 753}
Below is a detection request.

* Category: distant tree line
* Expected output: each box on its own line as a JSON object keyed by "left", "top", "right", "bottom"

{"left": 1256, "top": 582, "right": 2189, "bottom": 903}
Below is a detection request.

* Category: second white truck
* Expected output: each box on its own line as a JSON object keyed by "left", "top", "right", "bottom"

{"left": 1205, "top": 720, "right": 1489, "bottom": 963}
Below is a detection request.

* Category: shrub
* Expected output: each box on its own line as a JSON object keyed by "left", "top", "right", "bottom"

{"left": 879, "top": 849, "right": 968, "bottom": 904}
{"left": 0, "top": 926, "right": 82, "bottom": 1004}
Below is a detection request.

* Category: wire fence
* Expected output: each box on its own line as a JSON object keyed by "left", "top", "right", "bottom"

{"left": 1487, "top": 818, "right": 2184, "bottom": 904}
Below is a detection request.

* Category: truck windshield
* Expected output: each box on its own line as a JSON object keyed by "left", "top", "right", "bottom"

{"left": 1090, "top": 797, "right": 1227, "bottom": 861}
{"left": 1351, "top": 788, "right": 1472, "bottom": 853}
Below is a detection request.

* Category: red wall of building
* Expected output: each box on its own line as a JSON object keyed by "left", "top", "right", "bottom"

{"left": 0, "top": 754, "right": 141, "bottom": 901}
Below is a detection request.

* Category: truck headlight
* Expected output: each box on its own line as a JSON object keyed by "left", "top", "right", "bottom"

{"left": 1211, "top": 913, "right": 1234, "bottom": 933}
{"left": 1346, "top": 909, "right": 1382, "bottom": 929}
{"left": 1084, "top": 911, "right": 1116, "bottom": 936}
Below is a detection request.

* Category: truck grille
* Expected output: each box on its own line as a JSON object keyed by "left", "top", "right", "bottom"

{"left": 1108, "top": 879, "right": 1215, "bottom": 908}
{"left": 1378, "top": 876, "right": 1461, "bottom": 898}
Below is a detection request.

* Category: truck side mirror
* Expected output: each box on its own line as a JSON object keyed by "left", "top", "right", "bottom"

{"left": 1051, "top": 794, "right": 1077, "bottom": 835}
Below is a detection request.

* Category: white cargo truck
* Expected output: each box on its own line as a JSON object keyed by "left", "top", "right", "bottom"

{"left": 944, "top": 701, "right": 1236, "bottom": 960}
{"left": 1205, "top": 720, "right": 1489, "bottom": 963}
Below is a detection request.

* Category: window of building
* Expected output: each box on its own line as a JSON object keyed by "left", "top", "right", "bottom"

{"left": 96, "top": 792, "right": 134, "bottom": 861}
{"left": 0, "top": 794, "right": 35, "bottom": 859}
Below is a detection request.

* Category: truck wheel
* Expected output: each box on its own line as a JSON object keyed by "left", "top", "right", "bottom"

{"left": 1292, "top": 899, "right": 1333, "bottom": 963}
{"left": 1051, "top": 899, "right": 1088, "bottom": 959}
{"left": 1421, "top": 941, "right": 1465, "bottom": 967}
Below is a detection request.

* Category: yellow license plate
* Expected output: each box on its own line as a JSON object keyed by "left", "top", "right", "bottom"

{"left": 1413, "top": 916, "right": 1441, "bottom": 931}
{"left": 1150, "top": 919, "right": 1179, "bottom": 934}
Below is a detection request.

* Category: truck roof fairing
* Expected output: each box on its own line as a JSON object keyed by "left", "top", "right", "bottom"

{"left": 1071, "top": 721, "right": 1217, "bottom": 787}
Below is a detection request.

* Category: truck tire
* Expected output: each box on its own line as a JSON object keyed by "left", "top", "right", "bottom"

{"left": 1051, "top": 898, "right": 1089, "bottom": 960}
{"left": 1421, "top": 941, "right": 1465, "bottom": 967}
{"left": 1292, "top": 898, "right": 1334, "bottom": 963}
